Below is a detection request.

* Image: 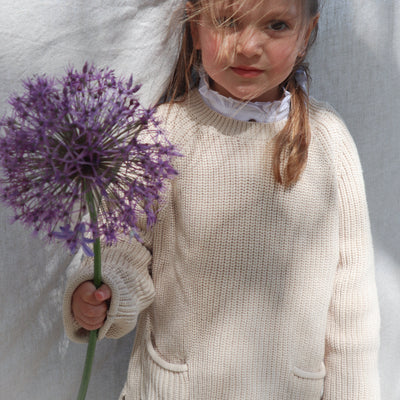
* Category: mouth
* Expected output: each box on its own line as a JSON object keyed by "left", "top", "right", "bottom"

{"left": 230, "top": 66, "right": 263, "bottom": 78}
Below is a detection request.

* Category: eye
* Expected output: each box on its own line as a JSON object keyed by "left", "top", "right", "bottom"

{"left": 267, "top": 20, "right": 289, "bottom": 31}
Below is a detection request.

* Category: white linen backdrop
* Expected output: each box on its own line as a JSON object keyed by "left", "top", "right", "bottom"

{"left": 0, "top": 0, "right": 398, "bottom": 399}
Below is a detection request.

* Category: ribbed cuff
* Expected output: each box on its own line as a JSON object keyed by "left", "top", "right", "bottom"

{"left": 63, "top": 239, "right": 155, "bottom": 343}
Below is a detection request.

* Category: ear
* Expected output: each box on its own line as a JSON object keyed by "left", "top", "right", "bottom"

{"left": 186, "top": 1, "right": 201, "bottom": 50}
{"left": 301, "top": 13, "right": 320, "bottom": 51}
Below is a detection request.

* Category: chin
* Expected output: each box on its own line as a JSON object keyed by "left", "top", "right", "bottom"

{"left": 223, "top": 88, "right": 257, "bottom": 102}
{"left": 213, "top": 81, "right": 267, "bottom": 102}
{"left": 234, "top": 91, "right": 262, "bottom": 102}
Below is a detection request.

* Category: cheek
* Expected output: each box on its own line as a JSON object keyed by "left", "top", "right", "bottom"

{"left": 201, "top": 34, "right": 227, "bottom": 70}
{"left": 269, "top": 41, "right": 300, "bottom": 68}
{"left": 203, "top": 39, "right": 219, "bottom": 60}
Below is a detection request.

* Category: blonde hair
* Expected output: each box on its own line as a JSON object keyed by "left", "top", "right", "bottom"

{"left": 163, "top": 0, "right": 320, "bottom": 186}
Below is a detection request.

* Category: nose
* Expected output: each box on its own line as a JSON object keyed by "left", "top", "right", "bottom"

{"left": 236, "top": 27, "right": 264, "bottom": 57}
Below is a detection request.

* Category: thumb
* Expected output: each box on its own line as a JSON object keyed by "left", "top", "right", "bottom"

{"left": 94, "top": 284, "right": 112, "bottom": 302}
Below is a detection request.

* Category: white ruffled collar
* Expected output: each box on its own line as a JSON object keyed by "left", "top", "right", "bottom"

{"left": 198, "top": 71, "right": 291, "bottom": 123}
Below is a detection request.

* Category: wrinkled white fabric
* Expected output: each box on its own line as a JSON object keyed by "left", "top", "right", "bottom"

{"left": 0, "top": 0, "right": 399, "bottom": 399}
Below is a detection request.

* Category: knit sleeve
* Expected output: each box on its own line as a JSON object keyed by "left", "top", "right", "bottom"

{"left": 62, "top": 235, "right": 155, "bottom": 343}
{"left": 323, "top": 126, "right": 381, "bottom": 399}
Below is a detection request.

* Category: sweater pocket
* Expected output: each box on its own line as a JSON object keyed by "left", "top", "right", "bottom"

{"left": 288, "top": 361, "right": 326, "bottom": 400}
{"left": 140, "top": 331, "right": 189, "bottom": 400}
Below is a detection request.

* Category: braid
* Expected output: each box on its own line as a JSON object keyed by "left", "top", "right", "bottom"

{"left": 272, "top": 64, "right": 312, "bottom": 187}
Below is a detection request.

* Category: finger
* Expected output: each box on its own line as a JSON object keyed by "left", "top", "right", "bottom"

{"left": 74, "top": 315, "right": 105, "bottom": 331}
{"left": 74, "top": 313, "right": 106, "bottom": 327}
{"left": 73, "top": 306, "right": 107, "bottom": 328}
{"left": 94, "top": 284, "right": 112, "bottom": 302}
{"left": 73, "top": 301, "right": 108, "bottom": 320}
{"left": 77, "top": 281, "right": 100, "bottom": 305}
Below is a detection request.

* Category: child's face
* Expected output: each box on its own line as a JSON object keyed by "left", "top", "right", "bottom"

{"left": 190, "top": 0, "right": 317, "bottom": 102}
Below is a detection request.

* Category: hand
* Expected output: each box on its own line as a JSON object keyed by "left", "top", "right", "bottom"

{"left": 72, "top": 281, "right": 112, "bottom": 331}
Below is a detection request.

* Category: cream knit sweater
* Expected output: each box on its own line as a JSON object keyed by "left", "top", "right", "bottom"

{"left": 63, "top": 90, "right": 381, "bottom": 400}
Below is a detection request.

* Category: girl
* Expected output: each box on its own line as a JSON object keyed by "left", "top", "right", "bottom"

{"left": 63, "top": 0, "right": 381, "bottom": 399}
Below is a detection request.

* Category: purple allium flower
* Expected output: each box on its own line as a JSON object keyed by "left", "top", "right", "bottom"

{"left": 0, "top": 63, "right": 179, "bottom": 255}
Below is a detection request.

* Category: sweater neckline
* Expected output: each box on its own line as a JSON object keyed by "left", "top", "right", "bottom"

{"left": 186, "top": 89, "right": 288, "bottom": 141}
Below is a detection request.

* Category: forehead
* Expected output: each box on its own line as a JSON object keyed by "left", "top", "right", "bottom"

{"left": 203, "top": 0, "right": 301, "bottom": 14}
{"left": 198, "top": 0, "right": 304, "bottom": 24}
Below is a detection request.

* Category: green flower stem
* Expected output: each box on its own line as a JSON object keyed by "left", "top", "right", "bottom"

{"left": 76, "top": 190, "right": 102, "bottom": 400}
{"left": 77, "top": 330, "right": 98, "bottom": 400}
{"left": 92, "top": 236, "right": 102, "bottom": 288}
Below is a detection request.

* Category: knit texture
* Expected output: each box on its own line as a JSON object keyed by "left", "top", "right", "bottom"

{"left": 63, "top": 89, "right": 381, "bottom": 400}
